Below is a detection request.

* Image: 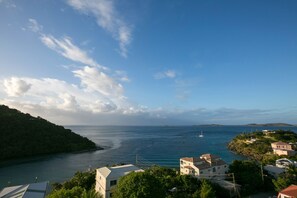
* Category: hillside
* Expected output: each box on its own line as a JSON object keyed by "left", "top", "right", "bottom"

{"left": 228, "top": 130, "right": 297, "bottom": 164}
{"left": 0, "top": 105, "right": 100, "bottom": 160}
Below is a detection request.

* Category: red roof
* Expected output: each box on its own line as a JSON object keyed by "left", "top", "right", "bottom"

{"left": 279, "top": 185, "right": 297, "bottom": 197}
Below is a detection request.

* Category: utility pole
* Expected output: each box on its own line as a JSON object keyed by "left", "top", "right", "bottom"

{"left": 260, "top": 163, "right": 264, "bottom": 184}
{"left": 230, "top": 173, "right": 240, "bottom": 198}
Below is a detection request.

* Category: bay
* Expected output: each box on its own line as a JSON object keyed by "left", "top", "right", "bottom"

{"left": 0, "top": 125, "right": 296, "bottom": 188}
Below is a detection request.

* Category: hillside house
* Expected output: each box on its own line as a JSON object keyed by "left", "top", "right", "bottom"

{"left": 95, "top": 164, "right": 143, "bottom": 198}
{"left": 278, "top": 185, "right": 297, "bottom": 198}
{"left": 271, "top": 142, "right": 295, "bottom": 156}
{"left": 180, "top": 154, "right": 228, "bottom": 178}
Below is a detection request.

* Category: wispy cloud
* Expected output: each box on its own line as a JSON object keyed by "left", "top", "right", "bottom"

{"left": 28, "top": 18, "right": 43, "bottom": 33}
{"left": 28, "top": 18, "right": 107, "bottom": 70}
{"left": 40, "top": 35, "right": 106, "bottom": 69}
{"left": 154, "top": 70, "right": 177, "bottom": 79}
{"left": 66, "top": 0, "right": 132, "bottom": 57}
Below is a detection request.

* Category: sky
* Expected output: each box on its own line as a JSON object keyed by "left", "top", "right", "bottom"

{"left": 0, "top": 0, "right": 297, "bottom": 125}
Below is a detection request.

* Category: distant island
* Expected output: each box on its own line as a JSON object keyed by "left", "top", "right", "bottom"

{"left": 245, "top": 123, "right": 295, "bottom": 127}
{"left": 0, "top": 105, "right": 102, "bottom": 161}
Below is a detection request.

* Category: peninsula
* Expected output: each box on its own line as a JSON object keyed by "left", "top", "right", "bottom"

{"left": 0, "top": 105, "right": 101, "bottom": 161}
{"left": 228, "top": 129, "right": 297, "bottom": 163}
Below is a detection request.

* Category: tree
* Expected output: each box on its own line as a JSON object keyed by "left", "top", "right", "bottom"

{"left": 113, "top": 171, "right": 166, "bottom": 198}
{"left": 47, "top": 186, "right": 84, "bottom": 198}
{"left": 228, "top": 160, "right": 263, "bottom": 195}
{"left": 199, "top": 179, "right": 216, "bottom": 198}
{"left": 273, "top": 164, "right": 297, "bottom": 192}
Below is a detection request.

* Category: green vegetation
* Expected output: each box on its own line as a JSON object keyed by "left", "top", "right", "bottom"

{"left": 49, "top": 166, "right": 228, "bottom": 198}
{"left": 228, "top": 130, "right": 297, "bottom": 163}
{"left": 113, "top": 166, "right": 228, "bottom": 198}
{"left": 273, "top": 164, "right": 297, "bottom": 192}
{"left": 228, "top": 160, "right": 274, "bottom": 196}
{"left": 0, "top": 105, "right": 100, "bottom": 160}
{"left": 48, "top": 171, "right": 101, "bottom": 198}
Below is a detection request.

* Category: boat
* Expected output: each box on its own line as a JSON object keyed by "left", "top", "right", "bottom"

{"left": 198, "top": 131, "right": 204, "bottom": 138}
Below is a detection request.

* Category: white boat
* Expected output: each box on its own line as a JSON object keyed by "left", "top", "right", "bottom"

{"left": 198, "top": 131, "right": 204, "bottom": 138}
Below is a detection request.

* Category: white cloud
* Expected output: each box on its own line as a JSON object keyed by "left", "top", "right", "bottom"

{"left": 66, "top": 0, "right": 132, "bottom": 57}
{"left": 40, "top": 35, "right": 106, "bottom": 69}
{"left": 4, "top": 77, "right": 31, "bottom": 97}
{"left": 73, "top": 66, "right": 123, "bottom": 98}
{"left": 1, "top": 76, "right": 121, "bottom": 113}
{"left": 114, "top": 70, "right": 130, "bottom": 82}
{"left": 28, "top": 18, "right": 43, "bottom": 33}
{"left": 154, "top": 70, "right": 177, "bottom": 79}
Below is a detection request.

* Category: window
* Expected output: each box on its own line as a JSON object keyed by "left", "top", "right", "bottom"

{"left": 110, "top": 192, "right": 113, "bottom": 197}
{"left": 181, "top": 161, "right": 184, "bottom": 165}
{"left": 110, "top": 180, "right": 117, "bottom": 186}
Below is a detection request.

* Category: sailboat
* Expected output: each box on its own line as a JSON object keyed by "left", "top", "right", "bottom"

{"left": 198, "top": 131, "right": 204, "bottom": 138}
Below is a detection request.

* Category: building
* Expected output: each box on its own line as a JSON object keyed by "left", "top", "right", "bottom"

{"left": 0, "top": 181, "right": 48, "bottom": 198}
{"left": 271, "top": 142, "right": 295, "bottom": 156}
{"left": 95, "top": 164, "right": 143, "bottom": 198}
{"left": 180, "top": 154, "right": 228, "bottom": 178}
{"left": 276, "top": 158, "right": 297, "bottom": 169}
{"left": 278, "top": 185, "right": 297, "bottom": 198}
{"left": 264, "top": 165, "right": 285, "bottom": 178}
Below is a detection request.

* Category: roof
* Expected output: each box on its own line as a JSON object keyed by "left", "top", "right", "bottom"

{"left": 264, "top": 165, "right": 285, "bottom": 175}
{"left": 181, "top": 157, "right": 204, "bottom": 163}
{"left": 271, "top": 141, "right": 291, "bottom": 146}
{"left": 97, "top": 164, "right": 143, "bottom": 179}
{"left": 279, "top": 185, "right": 297, "bottom": 197}
{"left": 200, "top": 154, "right": 220, "bottom": 160}
{"left": 0, "top": 181, "right": 48, "bottom": 198}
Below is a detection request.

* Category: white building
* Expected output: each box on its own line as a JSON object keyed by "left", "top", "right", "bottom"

{"left": 180, "top": 154, "right": 228, "bottom": 178}
{"left": 95, "top": 164, "right": 143, "bottom": 198}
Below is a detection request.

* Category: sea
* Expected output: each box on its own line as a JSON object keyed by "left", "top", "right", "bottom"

{"left": 0, "top": 125, "right": 296, "bottom": 188}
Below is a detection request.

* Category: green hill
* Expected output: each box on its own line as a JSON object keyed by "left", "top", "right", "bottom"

{"left": 228, "top": 130, "right": 297, "bottom": 164}
{"left": 0, "top": 105, "right": 100, "bottom": 160}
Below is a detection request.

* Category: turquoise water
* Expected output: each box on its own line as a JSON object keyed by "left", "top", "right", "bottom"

{"left": 0, "top": 125, "right": 296, "bottom": 188}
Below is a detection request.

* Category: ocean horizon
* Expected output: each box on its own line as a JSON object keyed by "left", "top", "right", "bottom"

{"left": 1, "top": 125, "right": 296, "bottom": 188}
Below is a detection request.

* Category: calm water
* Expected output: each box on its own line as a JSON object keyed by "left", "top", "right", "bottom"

{"left": 0, "top": 125, "right": 296, "bottom": 188}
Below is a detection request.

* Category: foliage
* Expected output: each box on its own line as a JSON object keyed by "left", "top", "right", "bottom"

{"left": 112, "top": 166, "right": 227, "bottom": 198}
{"left": 0, "top": 105, "right": 98, "bottom": 160}
{"left": 273, "top": 165, "right": 297, "bottom": 192}
{"left": 228, "top": 160, "right": 274, "bottom": 196}
{"left": 48, "top": 171, "right": 101, "bottom": 198}
{"left": 228, "top": 130, "right": 297, "bottom": 163}
{"left": 199, "top": 179, "right": 216, "bottom": 198}
{"left": 113, "top": 171, "right": 166, "bottom": 198}
{"left": 47, "top": 187, "right": 101, "bottom": 198}
{"left": 62, "top": 171, "right": 96, "bottom": 190}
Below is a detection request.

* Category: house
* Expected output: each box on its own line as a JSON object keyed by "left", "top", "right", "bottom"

{"left": 0, "top": 181, "right": 48, "bottom": 198}
{"left": 180, "top": 154, "right": 228, "bottom": 178}
{"left": 276, "top": 158, "right": 297, "bottom": 169}
{"left": 271, "top": 142, "right": 295, "bottom": 156}
{"left": 262, "top": 130, "right": 275, "bottom": 135}
{"left": 95, "top": 164, "right": 143, "bottom": 198}
{"left": 278, "top": 185, "right": 297, "bottom": 198}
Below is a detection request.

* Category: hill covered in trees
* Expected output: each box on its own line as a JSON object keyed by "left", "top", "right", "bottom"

{"left": 0, "top": 105, "right": 100, "bottom": 160}
{"left": 228, "top": 130, "right": 297, "bottom": 164}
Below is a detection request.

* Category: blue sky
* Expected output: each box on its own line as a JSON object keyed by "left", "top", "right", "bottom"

{"left": 0, "top": 0, "right": 297, "bottom": 125}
